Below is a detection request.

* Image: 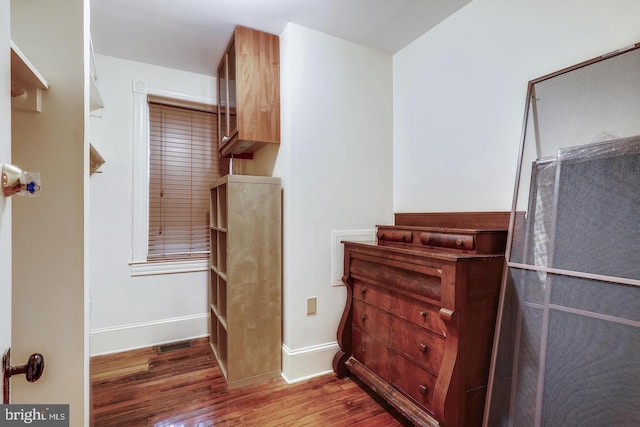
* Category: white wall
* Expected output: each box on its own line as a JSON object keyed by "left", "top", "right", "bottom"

{"left": 393, "top": 0, "right": 640, "bottom": 213}
{"left": 275, "top": 24, "right": 393, "bottom": 381}
{"left": 11, "top": 0, "right": 88, "bottom": 424}
{"left": 0, "top": 0, "right": 11, "bottom": 405}
{"left": 89, "top": 55, "right": 216, "bottom": 355}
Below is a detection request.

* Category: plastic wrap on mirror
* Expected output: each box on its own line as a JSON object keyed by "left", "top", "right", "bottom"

{"left": 509, "top": 135, "right": 640, "bottom": 282}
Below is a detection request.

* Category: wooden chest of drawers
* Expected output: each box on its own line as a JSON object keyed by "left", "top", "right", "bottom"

{"left": 333, "top": 212, "right": 508, "bottom": 427}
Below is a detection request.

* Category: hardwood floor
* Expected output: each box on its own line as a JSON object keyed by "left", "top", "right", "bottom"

{"left": 91, "top": 338, "right": 414, "bottom": 426}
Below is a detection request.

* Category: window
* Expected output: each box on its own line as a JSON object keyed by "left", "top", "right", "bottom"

{"left": 130, "top": 80, "right": 222, "bottom": 276}
{"left": 147, "top": 101, "right": 226, "bottom": 261}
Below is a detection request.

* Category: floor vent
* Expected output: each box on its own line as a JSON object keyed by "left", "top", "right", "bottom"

{"left": 156, "top": 340, "right": 192, "bottom": 355}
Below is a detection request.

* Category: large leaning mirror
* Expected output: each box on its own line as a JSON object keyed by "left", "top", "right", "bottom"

{"left": 485, "top": 43, "right": 640, "bottom": 426}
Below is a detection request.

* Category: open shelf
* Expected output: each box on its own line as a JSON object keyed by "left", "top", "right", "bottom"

{"left": 218, "top": 231, "right": 227, "bottom": 274}
{"left": 217, "top": 323, "right": 228, "bottom": 375}
{"left": 210, "top": 188, "right": 218, "bottom": 227}
{"left": 210, "top": 229, "right": 218, "bottom": 270}
{"left": 10, "top": 41, "right": 48, "bottom": 92}
{"left": 217, "top": 184, "right": 227, "bottom": 229}
{"left": 210, "top": 271, "right": 218, "bottom": 310}
{"left": 210, "top": 309, "right": 228, "bottom": 379}
{"left": 89, "top": 36, "right": 104, "bottom": 113}
{"left": 218, "top": 277, "right": 227, "bottom": 320}
{"left": 89, "top": 144, "right": 105, "bottom": 175}
{"left": 10, "top": 40, "right": 48, "bottom": 112}
{"left": 209, "top": 307, "right": 218, "bottom": 348}
{"left": 90, "top": 76, "right": 104, "bottom": 112}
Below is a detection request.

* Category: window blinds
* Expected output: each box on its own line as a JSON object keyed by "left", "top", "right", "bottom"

{"left": 148, "top": 102, "right": 225, "bottom": 260}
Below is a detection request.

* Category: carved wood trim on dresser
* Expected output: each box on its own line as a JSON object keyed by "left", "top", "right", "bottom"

{"left": 333, "top": 212, "right": 509, "bottom": 427}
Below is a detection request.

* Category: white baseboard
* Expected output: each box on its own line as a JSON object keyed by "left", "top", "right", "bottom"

{"left": 91, "top": 318, "right": 340, "bottom": 385}
{"left": 90, "top": 313, "right": 208, "bottom": 356}
{"left": 281, "top": 341, "right": 339, "bottom": 384}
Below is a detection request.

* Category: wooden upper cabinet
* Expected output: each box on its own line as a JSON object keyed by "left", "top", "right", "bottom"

{"left": 217, "top": 26, "right": 280, "bottom": 158}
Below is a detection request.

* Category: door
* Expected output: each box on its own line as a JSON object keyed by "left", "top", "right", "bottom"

{"left": 0, "top": 0, "right": 12, "bottom": 405}
{"left": 6, "top": 2, "right": 88, "bottom": 424}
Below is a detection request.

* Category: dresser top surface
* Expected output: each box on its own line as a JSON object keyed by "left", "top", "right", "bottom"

{"left": 376, "top": 225, "right": 508, "bottom": 234}
{"left": 342, "top": 240, "right": 504, "bottom": 261}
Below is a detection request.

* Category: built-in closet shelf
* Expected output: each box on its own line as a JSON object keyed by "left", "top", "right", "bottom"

{"left": 89, "top": 35, "right": 105, "bottom": 114}
{"left": 10, "top": 40, "right": 48, "bottom": 112}
{"left": 90, "top": 77, "right": 104, "bottom": 112}
{"left": 10, "top": 41, "right": 48, "bottom": 92}
{"left": 89, "top": 144, "right": 105, "bottom": 175}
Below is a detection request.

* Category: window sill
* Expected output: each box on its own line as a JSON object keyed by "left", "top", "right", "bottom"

{"left": 130, "top": 259, "right": 208, "bottom": 277}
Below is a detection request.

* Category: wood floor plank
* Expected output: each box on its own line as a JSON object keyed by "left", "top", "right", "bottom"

{"left": 91, "top": 338, "right": 412, "bottom": 426}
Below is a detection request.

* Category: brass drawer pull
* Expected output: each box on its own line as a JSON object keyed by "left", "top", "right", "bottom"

{"left": 419, "top": 310, "right": 427, "bottom": 317}
{"left": 419, "top": 384, "right": 428, "bottom": 395}
{"left": 419, "top": 343, "right": 428, "bottom": 353}
{"left": 361, "top": 315, "right": 367, "bottom": 322}
{"left": 361, "top": 287, "right": 367, "bottom": 296}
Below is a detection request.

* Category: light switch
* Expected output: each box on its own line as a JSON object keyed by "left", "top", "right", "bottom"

{"left": 306, "top": 297, "right": 317, "bottom": 315}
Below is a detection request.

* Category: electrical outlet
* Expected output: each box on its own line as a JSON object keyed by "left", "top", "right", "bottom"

{"left": 306, "top": 297, "right": 317, "bottom": 315}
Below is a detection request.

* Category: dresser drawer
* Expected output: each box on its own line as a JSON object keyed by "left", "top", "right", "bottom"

{"left": 390, "top": 317, "right": 444, "bottom": 375}
{"left": 352, "top": 329, "right": 437, "bottom": 411}
{"left": 353, "top": 300, "right": 444, "bottom": 375}
{"left": 352, "top": 328, "right": 392, "bottom": 380}
{"left": 353, "top": 280, "right": 444, "bottom": 336}
{"left": 350, "top": 257, "right": 441, "bottom": 300}
{"left": 392, "top": 349, "right": 438, "bottom": 411}
{"left": 353, "top": 300, "right": 392, "bottom": 343}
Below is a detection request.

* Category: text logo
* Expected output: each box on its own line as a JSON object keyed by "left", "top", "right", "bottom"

{"left": 0, "top": 405, "right": 69, "bottom": 426}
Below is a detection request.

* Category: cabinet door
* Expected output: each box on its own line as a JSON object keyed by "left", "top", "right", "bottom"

{"left": 217, "top": 54, "right": 229, "bottom": 148}
{"left": 217, "top": 26, "right": 280, "bottom": 158}
{"left": 227, "top": 40, "right": 238, "bottom": 141}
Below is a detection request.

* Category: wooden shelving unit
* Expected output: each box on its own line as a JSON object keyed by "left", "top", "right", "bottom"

{"left": 209, "top": 175, "right": 282, "bottom": 389}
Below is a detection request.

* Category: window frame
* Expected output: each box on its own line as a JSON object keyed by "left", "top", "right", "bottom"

{"left": 130, "top": 79, "right": 217, "bottom": 277}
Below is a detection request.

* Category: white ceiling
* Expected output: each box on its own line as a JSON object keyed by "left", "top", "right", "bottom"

{"left": 91, "top": 0, "right": 471, "bottom": 76}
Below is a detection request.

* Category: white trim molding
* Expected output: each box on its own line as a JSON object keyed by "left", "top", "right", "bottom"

{"left": 90, "top": 313, "right": 209, "bottom": 356}
{"left": 130, "top": 259, "right": 208, "bottom": 277}
{"left": 130, "top": 79, "right": 216, "bottom": 275}
{"left": 281, "top": 341, "right": 339, "bottom": 384}
{"left": 330, "top": 229, "right": 376, "bottom": 286}
{"left": 131, "top": 80, "right": 150, "bottom": 264}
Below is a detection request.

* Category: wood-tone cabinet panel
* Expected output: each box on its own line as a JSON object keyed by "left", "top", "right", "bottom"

{"left": 217, "top": 26, "right": 280, "bottom": 158}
